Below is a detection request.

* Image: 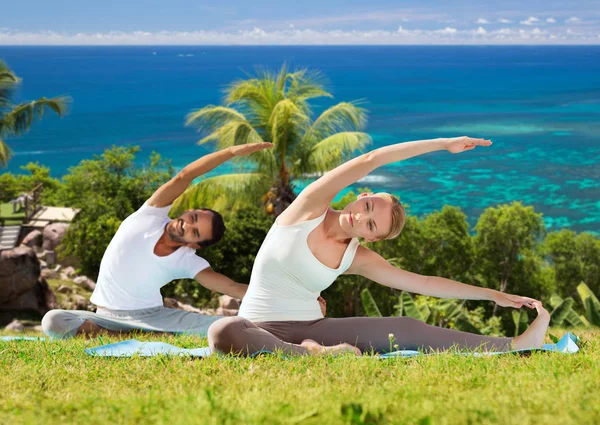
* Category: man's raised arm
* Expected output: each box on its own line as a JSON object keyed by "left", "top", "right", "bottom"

{"left": 147, "top": 143, "right": 272, "bottom": 208}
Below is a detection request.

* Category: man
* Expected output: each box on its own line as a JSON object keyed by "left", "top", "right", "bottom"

{"left": 41, "top": 143, "right": 272, "bottom": 339}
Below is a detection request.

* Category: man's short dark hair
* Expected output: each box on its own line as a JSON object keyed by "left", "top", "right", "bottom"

{"left": 199, "top": 208, "right": 226, "bottom": 247}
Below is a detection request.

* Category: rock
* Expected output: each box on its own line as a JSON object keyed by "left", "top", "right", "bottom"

{"left": 83, "top": 278, "right": 96, "bottom": 291}
{"left": 73, "top": 276, "right": 96, "bottom": 291}
{"left": 45, "top": 251, "right": 56, "bottom": 266}
{"left": 53, "top": 264, "right": 62, "bottom": 273}
{"left": 39, "top": 260, "right": 47, "bottom": 269}
{"left": 41, "top": 268, "right": 60, "bottom": 280}
{"left": 0, "top": 277, "right": 57, "bottom": 317}
{"left": 216, "top": 307, "right": 239, "bottom": 317}
{"left": 5, "top": 319, "right": 25, "bottom": 332}
{"left": 62, "top": 266, "right": 76, "bottom": 279}
{"left": 42, "top": 223, "right": 69, "bottom": 251}
{"left": 0, "top": 246, "right": 41, "bottom": 304}
{"left": 73, "top": 294, "right": 91, "bottom": 310}
{"left": 163, "top": 298, "right": 216, "bottom": 315}
{"left": 56, "top": 285, "right": 72, "bottom": 294}
{"left": 21, "top": 230, "right": 43, "bottom": 248}
{"left": 219, "top": 295, "right": 241, "bottom": 310}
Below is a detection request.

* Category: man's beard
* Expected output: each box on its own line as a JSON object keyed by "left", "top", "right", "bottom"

{"left": 168, "top": 220, "right": 186, "bottom": 243}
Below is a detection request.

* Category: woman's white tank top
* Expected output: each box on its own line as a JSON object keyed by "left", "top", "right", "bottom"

{"left": 238, "top": 210, "right": 360, "bottom": 322}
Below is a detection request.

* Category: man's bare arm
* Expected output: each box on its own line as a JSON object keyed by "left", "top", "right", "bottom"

{"left": 148, "top": 143, "right": 272, "bottom": 208}
{"left": 194, "top": 268, "right": 248, "bottom": 300}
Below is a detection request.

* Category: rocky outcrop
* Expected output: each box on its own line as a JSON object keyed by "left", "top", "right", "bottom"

{"left": 21, "top": 230, "right": 43, "bottom": 248}
{"left": 73, "top": 275, "right": 96, "bottom": 291}
{"left": 4, "top": 319, "right": 25, "bottom": 332}
{"left": 0, "top": 246, "right": 41, "bottom": 304}
{"left": 0, "top": 276, "right": 57, "bottom": 316}
{"left": 42, "top": 223, "right": 68, "bottom": 251}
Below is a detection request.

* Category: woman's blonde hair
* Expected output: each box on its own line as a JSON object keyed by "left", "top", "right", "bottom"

{"left": 373, "top": 192, "right": 406, "bottom": 240}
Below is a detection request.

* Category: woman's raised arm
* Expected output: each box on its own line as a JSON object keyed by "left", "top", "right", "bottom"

{"left": 289, "top": 137, "right": 491, "bottom": 218}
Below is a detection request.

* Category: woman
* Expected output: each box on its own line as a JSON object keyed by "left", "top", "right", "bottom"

{"left": 208, "top": 136, "right": 550, "bottom": 356}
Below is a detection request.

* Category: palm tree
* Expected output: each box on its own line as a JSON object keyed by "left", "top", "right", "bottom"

{"left": 175, "top": 65, "right": 371, "bottom": 215}
{"left": 0, "top": 60, "right": 70, "bottom": 167}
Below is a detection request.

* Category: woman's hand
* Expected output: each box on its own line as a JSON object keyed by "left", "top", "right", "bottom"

{"left": 492, "top": 291, "right": 540, "bottom": 309}
{"left": 445, "top": 136, "right": 492, "bottom": 154}
{"left": 318, "top": 296, "right": 327, "bottom": 316}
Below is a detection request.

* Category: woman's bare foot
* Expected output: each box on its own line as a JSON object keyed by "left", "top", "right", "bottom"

{"left": 512, "top": 302, "right": 550, "bottom": 350}
{"left": 300, "top": 339, "right": 362, "bottom": 356}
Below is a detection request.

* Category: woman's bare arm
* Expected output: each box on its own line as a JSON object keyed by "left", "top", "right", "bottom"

{"left": 280, "top": 136, "right": 491, "bottom": 224}
{"left": 347, "top": 247, "right": 538, "bottom": 308}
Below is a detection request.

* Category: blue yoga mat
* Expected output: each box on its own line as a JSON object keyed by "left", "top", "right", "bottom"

{"left": 85, "top": 340, "right": 212, "bottom": 357}
{"left": 85, "top": 333, "right": 579, "bottom": 358}
{"left": 0, "top": 336, "right": 46, "bottom": 341}
{"left": 380, "top": 332, "right": 580, "bottom": 358}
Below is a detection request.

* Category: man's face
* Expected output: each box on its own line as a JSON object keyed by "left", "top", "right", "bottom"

{"left": 166, "top": 209, "right": 214, "bottom": 248}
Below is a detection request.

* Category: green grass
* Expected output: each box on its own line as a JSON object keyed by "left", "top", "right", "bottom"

{"left": 1, "top": 329, "right": 598, "bottom": 425}
{"left": 0, "top": 202, "right": 25, "bottom": 225}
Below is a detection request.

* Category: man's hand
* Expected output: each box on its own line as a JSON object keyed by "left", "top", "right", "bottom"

{"left": 229, "top": 142, "right": 273, "bottom": 157}
{"left": 318, "top": 296, "right": 327, "bottom": 316}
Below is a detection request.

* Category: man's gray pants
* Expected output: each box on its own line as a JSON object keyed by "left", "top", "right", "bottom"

{"left": 41, "top": 306, "right": 222, "bottom": 339}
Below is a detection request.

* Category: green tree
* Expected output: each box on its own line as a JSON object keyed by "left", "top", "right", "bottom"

{"left": 173, "top": 65, "right": 371, "bottom": 216}
{"left": 58, "top": 146, "right": 174, "bottom": 276}
{"left": 0, "top": 60, "right": 69, "bottom": 167}
{"left": 543, "top": 229, "right": 600, "bottom": 298}
{"left": 0, "top": 163, "right": 62, "bottom": 203}
{"left": 474, "top": 202, "right": 549, "bottom": 320}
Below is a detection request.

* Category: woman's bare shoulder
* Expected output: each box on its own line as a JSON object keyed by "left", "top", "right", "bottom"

{"left": 276, "top": 200, "right": 328, "bottom": 226}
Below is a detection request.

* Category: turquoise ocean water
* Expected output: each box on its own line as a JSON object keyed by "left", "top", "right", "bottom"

{"left": 0, "top": 46, "right": 599, "bottom": 233}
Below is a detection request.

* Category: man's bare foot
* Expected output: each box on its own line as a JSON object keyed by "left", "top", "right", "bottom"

{"left": 300, "top": 339, "right": 362, "bottom": 356}
{"left": 76, "top": 321, "right": 124, "bottom": 338}
{"left": 512, "top": 302, "right": 550, "bottom": 350}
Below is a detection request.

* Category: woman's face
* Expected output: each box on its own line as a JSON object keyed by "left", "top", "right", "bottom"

{"left": 340, "top": 194, "right": 393, "bottom": 242}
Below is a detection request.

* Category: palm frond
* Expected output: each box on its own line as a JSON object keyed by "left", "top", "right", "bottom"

{"left": 287, "top": 69, "right": 332, "bottom": 102}
{"left": 306, "top": 102, "right": 368, "bottom": 141}
{"left": 197, "top": 120, "right": 266, "bottom": 149}
{"left": 302, "top": 131, "right": 371, "bottom": 174}
{"left": 185, "top": 106, "right": 248, "bottom": 132}
{"left": 0, "top": 61, "right": 20, "bottom": 103}
{"left": 171, "top": 173, "right": 271, "bottom": 215}
{"left": 269, "top": 99, "right": 310, "bottom": 153}
{"left": 225, "top": 78, "right": 276, "bottom": 126}
{"left": 0, "top": 137, "right": 12, "bottom": 167}
{"left": 1, "top": 96, "right": 70, "bottom": 136}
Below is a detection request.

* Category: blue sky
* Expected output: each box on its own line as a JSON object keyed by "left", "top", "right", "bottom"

{"left": 2, "top": 0, "right": 599, "bottom": 44}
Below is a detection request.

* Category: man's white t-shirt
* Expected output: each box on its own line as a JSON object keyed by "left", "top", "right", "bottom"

{"left": 90, "top": 202, "right": 210, "bottom": 310}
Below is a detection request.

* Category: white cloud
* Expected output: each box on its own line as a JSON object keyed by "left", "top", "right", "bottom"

{"left": 0, "top": 27, "right": 598, "bottom": 46}
{"left": 520, "top": 17, "right": 539, "bottom": 26}
{"left": 567, "top": 17, "right": 581, "bottom": 24}
{"left": 436, "top": 27, "right": 457, "bottom": 34}
{"left": 476, "top": 18, "right": 489, "bottom": 24}
{"left": 498, "top": 18, "right": 512, "bottom": 24}
{"left": 547, "top": 18, "right": 556, "bottom": 23}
